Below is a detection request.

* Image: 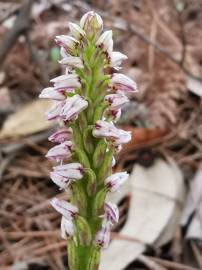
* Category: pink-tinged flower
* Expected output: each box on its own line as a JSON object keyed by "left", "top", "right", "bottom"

{"left": 104, "top": 202, "right": 119, "bottom": 225}
{"left": 48, "top": 128, "right": 72, "bottom": 143}
{"left": 46, "top": 101, "right": 65, "bottom": 121}
{"left": 96, "top": 31, "right": 113, "bottom": 53}
{"left": 39, "top": 87, "right": 65, "bottom": 101}
{"left": 51, "top": 74, "right": 81, "bottom": 92}
{"left": 46, "top": 141, "right": 73, "bottom": 161}
{"left": 55, "top": 35, "right": 79, "bottom": 55}
{"left": 80, "top": 11, "right": 103, "bottom": 35}
{"left": 95, "top": 223, "right": 111, "bottom": 249}
{"left": 109, "top": 51, "right": 128, "bottom": 70}
{"left": 68, "top": 22, "right": 86, "bottom": 39}
{"left": 105, "top": 93, "right": 129, "bottom": 110}
{"left": 59, "top": 56, "right": 84, "bottom": 69}
{"left": 109, "top": 73, "right": 138, "bottom": 96}
{"left": 50, "top": 198, "right": 78, "bottom": 220}
{"left": 50, "top": 163, "right": 84, "bottom": 189}
{"left": 61, "top": 216, "right": 74, "bottom": 239}
{"left": 93, "top": 120, "right": 131, "bottom": 145}
{"left": 105, "top": 172, "right": 129, "bottom": 192}
{"left": 60, "top": 94, "right": 88, "bottom": 121}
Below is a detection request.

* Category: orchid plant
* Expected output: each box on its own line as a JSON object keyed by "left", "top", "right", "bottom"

{"left": 39, "top": 11, "right": 137, "bottom": 270}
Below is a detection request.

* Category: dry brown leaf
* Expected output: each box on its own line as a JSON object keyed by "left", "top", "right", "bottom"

{"left": 0, "top": 99, "right": 53, "bottom": 139}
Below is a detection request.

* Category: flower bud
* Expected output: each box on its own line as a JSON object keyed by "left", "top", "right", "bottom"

{"left": 60, "top": 95, "right": 88, "bottom": 121}
{"left": 75, "top": 216, "right": 92, "bottom": 245}
{"left": 109, "top": 73, "right": 138, "bottom": 96}
{"left": 68, "top": 22, "right": 86, "bottom": 39}
{"left": 39, "top": 87, "right": 65, "bottom": 100}
{"left": 46, "top": 141, "right": 73, "bottom": 162}
{"left": 80, "top": 11, "right": 103, "bottom": 37}
{"left": 51, "top": 74, "right": 81, "bottom": 92}
{"left": 50, "top": 198, "right": 78, "bottom": 220}
{"left": 61, "top": 216, "right": 74, "bottom": 239}
{"left": 96, "top": 30, "right": 113, "bottom": 53}
{"left": 93, "top": 120, "right": 131, "bottom": 145}
{"left": 109, "top": 51, "right": 128, "bottom": 70}
{"left": 55, "top": 35, "right": 79, "bottom": 55}
{"left": 95, "top": 223, "right": 111, "bottom": 249}
{"left": 105, "top": 172, "right": 129, "bottom": 192}
{"left": 104, "top": 202, "right": 119, "bottom": 225}
{"left": 46, "top": 101, "right": 65, "bottom": 121}
{"left": 48, "top": 128, "right": 72, "bottom": 143}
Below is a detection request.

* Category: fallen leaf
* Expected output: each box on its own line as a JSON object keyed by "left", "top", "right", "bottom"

{"left": 101, "top": 159, "right": 184, "bottom": 270}
{"left": 0, "top": 99, "right": 53, "bottom": 139}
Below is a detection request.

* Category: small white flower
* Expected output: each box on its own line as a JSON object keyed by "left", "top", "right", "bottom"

{"left": 48, "top": 128, "right": 72, "bottom": 143}
{"left": 105, "top": 172, "right": 129, "bottom": 192}
{"left": 50, "top": 162, "right": 84, "bottom": 189}
{"left": 55, "top": 35, "right": 79, "bottom": 55}
{"left": 51, "top": 74, "right": 81, "bottom": 91}
{"left": 109, "top": 51, "right": 128, "bottom": 70}
{"left": 46, "top": 141, "right": 73, "bottom": 161}
{"left": 39, "top": 87, "right": 65, "bottom": 100}
{"left": 60, "top": 94, "right": 88, "bottom": 121}
{"left": 61, "top": 216, "right": 74, "bottom": 239}
{"left": 96, "top": 30, "right": 113, "bottom": 53}
{"left": 105, "top": 93, "right": 129, "bottom": 110}
{"left": 50, "top": 198, "right": 78, "bottom": 220}
{"left": 93, "top": 120, "right": 131, "bottom": 145}
{"left": 109, "top": 73, "right": 138, "bottom": 96}
{"left": 68, "top": 22, "right": 86, "bottom": 39}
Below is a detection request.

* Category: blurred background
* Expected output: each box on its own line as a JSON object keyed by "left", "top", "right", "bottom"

{"left": 0, "top": 0, "right": 202, "bottom": 269}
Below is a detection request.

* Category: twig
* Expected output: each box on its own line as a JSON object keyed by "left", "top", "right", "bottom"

{"left": 0, "top": 0, "right": 34, "bottom": 65}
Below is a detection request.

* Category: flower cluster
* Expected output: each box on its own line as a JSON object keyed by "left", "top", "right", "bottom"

{"left": 39, "top": 11, "right": 137, "bottom": 269}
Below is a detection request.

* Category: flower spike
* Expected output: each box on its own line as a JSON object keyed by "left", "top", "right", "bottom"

{"left": 39, "top": 10, "right": 138, "bottom": 269}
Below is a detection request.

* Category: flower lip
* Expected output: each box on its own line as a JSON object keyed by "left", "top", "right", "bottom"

{"left": 46, "top": 101, "right": 65, "bottom": 121}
